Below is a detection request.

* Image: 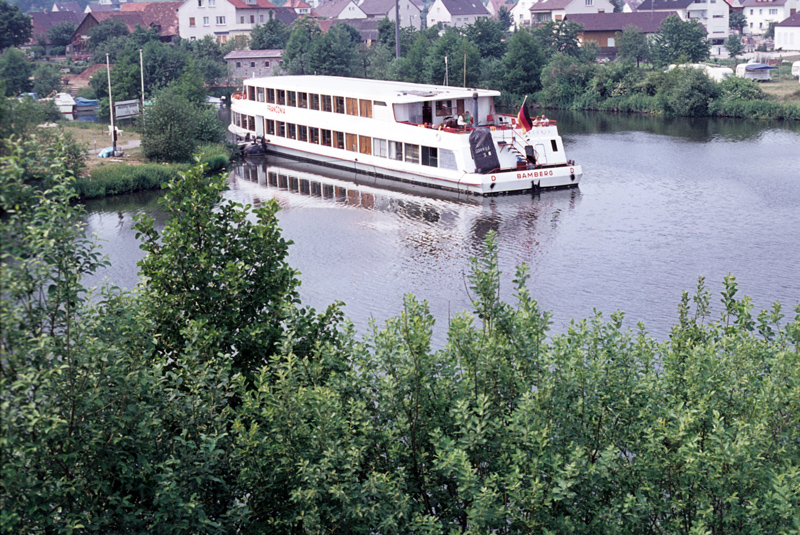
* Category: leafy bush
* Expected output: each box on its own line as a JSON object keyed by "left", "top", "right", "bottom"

{"left": 717, "top": 76, "right": 766, "bottom": 100}
{"left": 660, "top": 67, "right": 719, "bottom": 116}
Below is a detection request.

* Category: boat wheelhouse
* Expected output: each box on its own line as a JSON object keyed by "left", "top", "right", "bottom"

{"left": 228, "top": 76, "right": 582, "bottom": 196}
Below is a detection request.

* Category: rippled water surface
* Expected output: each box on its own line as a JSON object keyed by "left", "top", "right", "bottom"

{"left": 84, "top": 112, "right": 800, "bottom": 344}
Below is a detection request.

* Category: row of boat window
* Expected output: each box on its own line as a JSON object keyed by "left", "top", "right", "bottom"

{"left": 246, "top": 86, "right": 386, "bottom": 118}
{"left": 233, "top": 112, "right": 457, "bottom": 170}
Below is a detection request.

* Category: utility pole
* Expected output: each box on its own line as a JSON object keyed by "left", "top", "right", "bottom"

{"left": 106, "top": 53, "right": 117, "bottom": 155}
{"left": 395, "top": 0, "right": 400, "bottom": 58}
{"left": 139, "top": 48, "right": 145, "bottom": 130}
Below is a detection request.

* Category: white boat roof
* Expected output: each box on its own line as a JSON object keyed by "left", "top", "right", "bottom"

{"left": 243, "top": 75, "right": 501, "bottom": 104}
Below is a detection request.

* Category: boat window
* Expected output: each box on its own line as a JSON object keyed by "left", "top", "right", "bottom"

{"left": 551, "top": 139, "right": 558, "bottom": 152}
{"left": 359, "top": 136, "right": 371, "bottom": 155}
{"left": 421, "top": 146, "right": 438, "bottom": 167}
{"left": 333, "top": 131, "right": 345, "bottom": 149}
{"left": 404, "top": 144, "right": 419, "bottom": 164}
{"left": 247, "top": 116, "right": 255, "bottom": 131}
{"left": 298, "top": 92, "right": 308, "bottom": 108}
{"left": 298, "top": 125, "right": 308, "bottom": 142}
{"left": 287, "top": 91, "right": 297, "bottom": 107}
{"left": 435, "top": 100, "right": 452, "bottom": 117}
{"left": 277, "top": 121, "right": 285, "bottom": 137}
{"left": 389, "top": 141, "right": 402, "bottom": 161}
{"left": 309, "top": 127, "right": 319, "bottom": 144}
{"left": 373, "top": 101, "right": 387, "bottom": 106}
{"left": 345, "top": 97, "right": 357, "bottom": 116}
{"left": 256, "top": 87, "right": 265, "bottom": 102}
{"left": 322, "top": 95, "right": 332, "bottom": 112}
{"left": 334, "top": 96, "right": 345, "bottom": 114}
{"left": 345, "top": 133, "right": 358, "bottom": 152}
{"left": 248, "top": 86, "right": 255, "bottom": 100}
{"left": 359, "top": 99, "right": 372, "bottom": 118}
{"left": 288, "top": 123, "right": 296, "bottom": 139}
{"left": 439, "top": 149, "right": 457, "bottom": 170}
{"left": 373, "top": 138, "right": 387, "bottom": 158}
{"left": 233, "top": 112, "right": 240, "bottom": 127}
{"left": 267, "top": 88, "right": 275, "bottom": 103}
{"left": 277, "top": 90, "right": 285, "bottom": 105}
{"left": 266, "top": 119, "right": 275, "bottom": 135}
{"left": 456, "top": 99, "right": 465, "bottom": 116}
{"left": 310, "top": 94, "right": 320, "bottom": 110}
{"left": 321, "top": 129, "right": 332, "bottom": 146}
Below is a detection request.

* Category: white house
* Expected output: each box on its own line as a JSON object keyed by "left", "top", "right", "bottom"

{"left": 510, "top": 0, "right": 537, "bottom": 27}
{"left": 486, "top": 0, "right": 516, "bottom": 20}
{"left": 775, "top": 11, "right": 800, "bottom": 48}
{"left": 315, "top": 0, "right": 367, "bottom": 19}
{"left": 636, "top": 0, "right": 730, "bottom": 42}
{"left": 284, "top": 0, "right": 312, "bottom": 14}
{"left": 178, "top": 0, "right": 278, "bottom": 43}
{"left": 741, "top": 0, "right": 799, "bottom": 35}
{"left": 359, "top": 0, "right": 423, "bottom": 29}
{"left": 427, "top": 0, "right": 490, "bottom": 27}
{"left": 529, "top": 0, "right": 615, "bottom": 24}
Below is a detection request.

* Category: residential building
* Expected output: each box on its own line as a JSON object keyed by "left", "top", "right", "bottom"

{"left": 740, "top": 0, "right": 798, "bottom": 35}
{"left": 636, "top": 0, "right": 730, "bottom": 42}
{"left": 565, "top": 11, "right": 674, "bottom": 58}
{"left": 426, "top": 0, "right": 490, "bottom": 27}
{"left": 315, "top": 0, "right": 367, "bottom": 19}
{"left": 284, "top": 0, "right": 312, "bottom": 14}
{"left": 120, "top": 1, "right": 182, "bottom": 40}
{"left": 775, "top": 11, "right": 800, "bottom": 48}
{"left": 358, "top": 0, "right": 422, "bottom": 29}
{"left": 28, "top": 11, "right": 81, "bottom": 47}
{"left": 529, "top": 0, "right": 615, "bottom": 24}
{"left": 486, "top": 0, "right": 515, "bottom": 20}
{"left": 510, "top": 0, "right": 537, "bottom": 27}
{"left": 178, "top": 0, "right": 280, "bottom": 43}
{"left": 225, "top": 49, "right": 282, "bottom": 80}
{"left": 51, "top": 1, "right": 82, "bottom": 12}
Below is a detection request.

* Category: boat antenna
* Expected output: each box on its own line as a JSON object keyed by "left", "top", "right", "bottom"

{"left": 106, "top": 53, "right": 116, "bottom": 156}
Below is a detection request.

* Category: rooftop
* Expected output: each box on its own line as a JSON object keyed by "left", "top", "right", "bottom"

{"left": 565, "top": 11, "right": 674, "bottom": 32}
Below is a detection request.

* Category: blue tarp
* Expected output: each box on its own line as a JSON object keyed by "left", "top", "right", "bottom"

{"left": 98, "top": 147, "right": 113, "bottom": 158}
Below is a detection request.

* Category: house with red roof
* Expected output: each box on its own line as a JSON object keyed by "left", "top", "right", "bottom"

{"left": 178, "top": 0, "right": 283, "bottom": 43}
{"left": 775, "top": 11, "right": 800, "bottom": 48}
{"left": 51, "top": 1, "right": 82, "bottom": 13}
{"left": 529, "top": 0, "right": 614, "bottom": 24}
{"left": 486, "top": 0, "right": 515, "bottom": 20}
{"left": 565, "top": 11, "right": 674, "bottom": 58}
{"left": 28, "top": 11, "right": 82, "bottom": 46}
{"left": 358, "top": 0, "right": 422, "bottom": 29}
{"left": 315, "top": 0, "right": 367, "bottom": 19}
{"left": 636, "top": 0, "right": 730, "bottom": 42}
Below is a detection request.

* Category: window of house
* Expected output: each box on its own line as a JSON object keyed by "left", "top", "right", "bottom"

{"left": 421, "top": 146, "right": 437, "bottom": 167}
{"left": 359, "top": 99, "right": 372, "bottom": 118}
{"left": 277, "top": 90, "right": 285, "bottom": 105}
{"left": 287, "top": 123, "right": 296, "bottom": 139}
{"left": 321, "top": 129, "right": 332, "bottom": 146}
{"left": 267, "top": 88, "right": 275, "bottom": 103}
{"left": 240, "top": 16, "right": 245, "bottom": 23}
{"left": 298, "top": 125, "right": 308, "bottom": 141}
{"left": 359, "top": 136, "right": 372, "bottom": 155}
{"left": 250, "top": 15, "right": 255, "bottom": 23}
{"left": 345, "top": 133, "right": 358, "bottom": 151}
{"left": 287, "top": 91, "right": 296, "bottom": 106}
{"left": 309, "top": 127, "right": 319, "bottom": 143}
{"left": 298, "top": 92, "right": 308, "bottom": 108}
{"left": 769, "top": 8, "right": 777, "bottom": 14}
{"left": 260, "top": 14, "right": 264, "bottom": 21}
{"left": 334, "top": 96, "right": 345, "bottom": 113}
{"left": 209, "top": 0, "right": 215, "bottom": 5}
{"left": 203, "top": 16, "right": 209, "bottom": 25}
{"left": 216, "top": 16, "right": 225, "bottom": 24}
{"left": 198, "top": 0, "right": 203, "bottom": 6}
{"left": 322, "top": 95, "right": 332, "bottom": 112}
{"left": 218, "top": 34, "right": 227, "bottom": 43}
{"left": 373, "top": 138, "right": 387, "bottom": 157}
{"left": 404, "top": 143, "right": 420, "bottom": 164}
{"left": 585, "top": 0, "right": 592, "bottom": 5}
{"left": 250, "top": 61, "right": 255, "bottom": 67}
{"left": 310, "top": 94, "right": 320, "bottom": 110}
{"left": 189, "top": 17, "right": 196, "bottom": 26}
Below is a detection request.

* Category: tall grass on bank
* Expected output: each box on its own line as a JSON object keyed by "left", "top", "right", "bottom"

{"left": 74, "top": 144, "right": 231, "bottom": 199}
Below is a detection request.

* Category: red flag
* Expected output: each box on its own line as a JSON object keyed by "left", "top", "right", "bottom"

{"left": 517, "top": 101, "right": 532, "bottom": 134}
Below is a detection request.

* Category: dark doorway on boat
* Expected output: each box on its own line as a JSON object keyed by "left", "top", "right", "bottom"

{"left": 423, "top": 101, "right": 432, "bottom": 125}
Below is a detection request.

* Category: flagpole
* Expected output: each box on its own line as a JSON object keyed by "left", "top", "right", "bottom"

{"left": 107, "top": 53, "right": 116, "bottom": 155}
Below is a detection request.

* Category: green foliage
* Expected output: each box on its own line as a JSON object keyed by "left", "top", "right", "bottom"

{"left": 729, "top": 10, "right": 746, "bottom": 31}
{"left": 308, "top": 23, "right": 361, "bottom": 77}
{"left": 0, "top": 47, "right": 33, "bottom": 96}
{"left": 539, "top": 52, "right": 597, "bottom": 107}
{"left": 725, "top": 32, "right": 745, "bottom": 59}
{"left": 503, "top": 29, "right": 545, "bottom": 97}
{"left": 532, "top": 20, "right": 584, "bottom": 57}
{"left": 464, "top": 17, "right": 507, "bottom": 60}
{"left": 47, "top": 20, "right": 77, "bottom": 47}
{"left": 717, "top": 75, "right": 766, "bottom": 100}
{"left": 0, "top": 0, "right": 32, "bottom": 50}
{"left": 87, "top": 17, "right": 130, "bottom": 52}
{"left": 616, "top": 24, "right": 650, "bottom": 67}
{"left": 651, "top": 14, "right": 710, "bottom": 67}
{"left": 282, "top": 17, "right": 323, "bottom": 75}
{"left": 425, "top": 28, "right": 481, "bottom": 87}
{"left": 32, "top": 62, "right": 64, "bottom": 96}
{"left": 660, "top": 67, "right": 719, "bottom": 116}
{"left": 249, "top": 17, "right": 291, "bottom": 50}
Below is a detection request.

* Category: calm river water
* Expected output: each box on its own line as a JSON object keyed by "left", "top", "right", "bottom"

{"left": 84, "top": 111, "right": 800, "bottom": 345}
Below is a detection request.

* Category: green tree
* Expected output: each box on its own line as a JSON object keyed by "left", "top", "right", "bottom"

{"left": 88, "top": 17, "right": 131, "bottom": 52}
{"left": 464, "top": 17, "right": 507, "bottom": 59}
{"left": 532, "top": 19, "right": 584, "bottom": 57}
{"left": 392, "top": 31, "right": 432, "bottom": 83}
{"left": 651, "top": 14, "right": 710, "bottom": 66}
{"left": 660, "top": 66, "right": 719, "bottom": 115}
{"left": 764, "top": 21, "right": 777, "bottom": 39}
{"left": 46, "top": 20, "right": 77, "bottom": 47}
{"left": 424, "top": 28, "right": 481, "bottom": 86}
{"left": 0, "top": 0, "right": 32, "bottom": 50}
{"left": 539, "top": 52, "right": 597, "bottom": 106}
{"left": 503, "top": 29, "right": 545, "bottom": 96}
{"left": 282, "top": 17, "right": 322, "bottom": 74}
{"left": 0, "top": 47, "right": 33, "bottom": 96}
{"left": 616, "top": 24, "right": 650, "bottom": 67}
{"left": 729, "top": 10, "right": 746, "bottom": 32}
{"left": 497, "top": 5, "right": 512, "bottom": 28}
{"left": 725, "top": 32, "right": 744, "bottom": 58}
{"left": 32, "top": 62, "right": 63, "bottom": 96}
{"left": 249, "top": 17, "right": 291, "bottom": 49}
{"left": 308, "top": 23, "right": 360, "bottom": 77}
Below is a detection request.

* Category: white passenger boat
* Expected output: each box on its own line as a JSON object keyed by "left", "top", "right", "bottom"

{"left": 228, "top": 76, "right": 582, "bottom": 196}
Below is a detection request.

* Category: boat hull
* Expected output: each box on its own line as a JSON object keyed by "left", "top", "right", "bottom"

{"left": 233, "top": 132, "right": 581, "bottom": 197}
